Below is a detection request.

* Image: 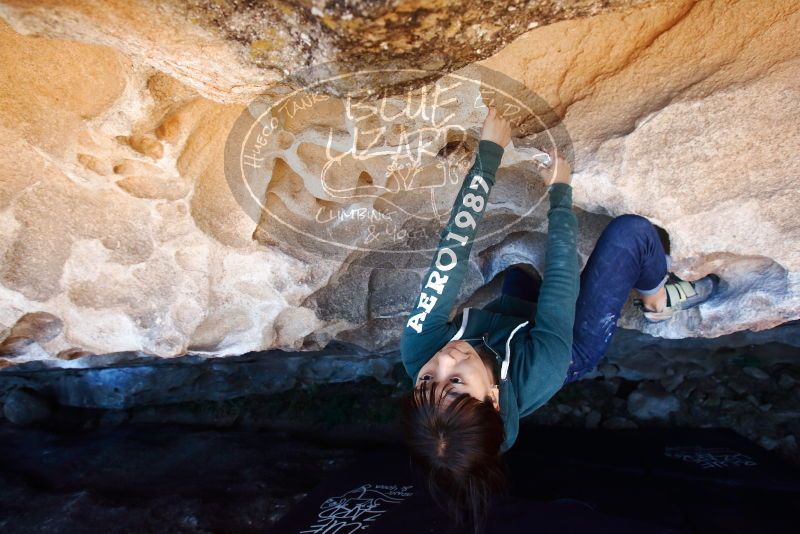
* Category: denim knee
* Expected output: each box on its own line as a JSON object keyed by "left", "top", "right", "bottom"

{"left": 603, "top": 214, "right": 654, "bottom": 240}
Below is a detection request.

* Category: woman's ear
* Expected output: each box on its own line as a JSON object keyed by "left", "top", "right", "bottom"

{"left": 490, "top": 385, "right": 500, "bottom": 412}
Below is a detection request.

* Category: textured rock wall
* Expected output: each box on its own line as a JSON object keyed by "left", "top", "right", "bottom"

{"left": 0, "top": 0, "right": 655, "bottom": 102}
{"left": 0, "top": 0, "right": 798, "bottom": 365}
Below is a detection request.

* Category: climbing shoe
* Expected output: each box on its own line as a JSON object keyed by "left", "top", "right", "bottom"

{"left": 634, "top": 273, "right": 720, "bottom": 322}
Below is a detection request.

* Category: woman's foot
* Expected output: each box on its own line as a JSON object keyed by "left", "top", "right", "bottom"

{"left": 635, "top": 273, "right": 720, "bottom": 322}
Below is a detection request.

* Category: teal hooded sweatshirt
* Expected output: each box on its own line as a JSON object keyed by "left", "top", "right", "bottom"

{"left": 399, "top": 139, "right": 580, "bottom": 453}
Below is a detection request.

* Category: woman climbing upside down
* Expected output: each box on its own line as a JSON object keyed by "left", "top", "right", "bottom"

{"left": 398, "top": 107, "right": 719, "bottom": 532}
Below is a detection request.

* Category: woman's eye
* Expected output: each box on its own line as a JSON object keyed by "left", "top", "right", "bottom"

{"left": 450, "top": 377, "right": 463, "bottom": 384}
{"left": 420, "top": 374, "right": 432, "bottom": 381}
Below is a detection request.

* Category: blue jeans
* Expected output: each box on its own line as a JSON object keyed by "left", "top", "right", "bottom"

{"left": 501, "top": 215, "right": 668, "bottom": 383}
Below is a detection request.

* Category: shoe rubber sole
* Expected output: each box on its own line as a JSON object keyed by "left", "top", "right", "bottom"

{"left": 642, "top": 274, "right": 720, "bottom": 323}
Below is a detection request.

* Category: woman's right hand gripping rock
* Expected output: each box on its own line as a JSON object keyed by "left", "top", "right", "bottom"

{"left": 539, "top": 147, "right": 572, "bottom": 186}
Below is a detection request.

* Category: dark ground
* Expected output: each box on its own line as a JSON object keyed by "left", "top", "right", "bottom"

{"left": 1, "top": 420, "right": 798, "bottom": 533}
{"left": 1, "top": 348, "right": 799, "bottom": 532}
{"left": 0, "top": 380, "right": 398, "bottom": 533}
{"left": 0, "top": 422, "right": 355, "bottom": 532}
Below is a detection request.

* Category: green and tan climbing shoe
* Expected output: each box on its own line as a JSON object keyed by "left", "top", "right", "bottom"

{"left": 635, "top": 273, "right": 720, "bottom": 322}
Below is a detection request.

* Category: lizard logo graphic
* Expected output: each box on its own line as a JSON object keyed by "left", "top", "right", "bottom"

{"left": 224, "top": 63, "right": 571, "bottom": 268}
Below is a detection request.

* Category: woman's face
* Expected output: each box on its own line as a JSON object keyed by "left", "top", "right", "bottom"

{"left": 414, "top": 340, "right": 500, "bottom": 411}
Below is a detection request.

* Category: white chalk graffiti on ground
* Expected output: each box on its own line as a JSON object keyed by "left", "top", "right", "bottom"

{"left": 301, "top": 483, "right": 414, "bottom": 533}
{"left": 665, "top": 446, "right": 758, "bottom": 469}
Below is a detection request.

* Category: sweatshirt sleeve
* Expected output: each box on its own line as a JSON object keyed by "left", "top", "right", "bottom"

{"left": 511, "top": 182, "right": 580, "bottom": 416}
{"left": 399, "top": 140, "right": 505, "bottom": 381}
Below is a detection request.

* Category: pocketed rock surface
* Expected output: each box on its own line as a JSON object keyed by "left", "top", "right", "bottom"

{"left": 0, "top": 0, "right": 798, "bottom": 364}
{"left": 2, "top": 324, "right": 797, "bottom": 466}
{"left": 526, "top": 332, "right": 800, "bottom": 466}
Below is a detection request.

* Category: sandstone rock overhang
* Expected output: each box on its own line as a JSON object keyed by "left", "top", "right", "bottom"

{"left": 0, "top": 0, "right": 798, "bottom": 365}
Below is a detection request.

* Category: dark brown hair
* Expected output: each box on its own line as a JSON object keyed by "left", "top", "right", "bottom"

{"left": 399, "top": 348, "right": 508, "bottom": 533}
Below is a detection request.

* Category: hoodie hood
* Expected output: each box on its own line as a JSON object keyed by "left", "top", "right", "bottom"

{"left": 461, "top": 315, "right": 528, "bottom": 454}
{"left": 497, "top": 377, "right": 520, "bottom": 453}
{"left": 495, "top": 320, "right": 528, "bottom": 453}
